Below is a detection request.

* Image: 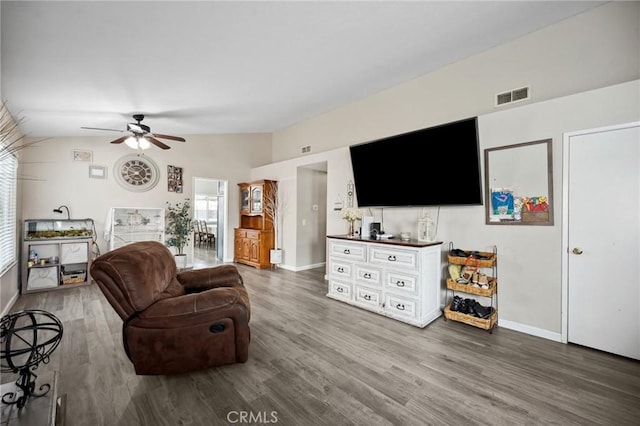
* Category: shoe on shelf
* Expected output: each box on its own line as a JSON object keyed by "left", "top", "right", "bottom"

{"left": 471, "top": 251, "right": 491, "bottom": 260}
{"left": 464, "top": 298, "right": 475, "bottom": 315}
{"left": 457, "top": 271, "right": 472, "bottom": 284}
{"left": 471, "top": 272, "right": 489, "bottom": 289}
{"left": 477, "top": 273, "right": 489, "bottom": 289}
{"left": 450, "top": 295, "right": 463, "bottom": 311}
{"left": 471, "top": 301, "right": 493, "bottom": 319}
{"left": 459, "top": 298, "right": 469, "bottom": 314}
{"left": 470, "top": 272, "right": 479, "bottom": 287}
{"left": 450, "top": 249, "right": 469, "bottom": 258}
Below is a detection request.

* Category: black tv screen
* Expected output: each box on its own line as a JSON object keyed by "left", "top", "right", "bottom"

{"left": 349, "top": 117, "right": 482, "bottom": 207}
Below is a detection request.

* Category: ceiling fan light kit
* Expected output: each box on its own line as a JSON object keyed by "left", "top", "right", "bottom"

{"left": 125, "top": 136, "right": 151, "bottom": 150}
{"left": 81, "top": 114, "right": 185, "bottom": 150}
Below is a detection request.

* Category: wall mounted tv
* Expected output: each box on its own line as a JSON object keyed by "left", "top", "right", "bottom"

{"left": 349, "top": 116, "right": 482, "bottom": 207}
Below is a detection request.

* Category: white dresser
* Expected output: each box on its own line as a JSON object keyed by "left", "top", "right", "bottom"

{"left": 327, "top": 235, "right": 443, "bottom": 328}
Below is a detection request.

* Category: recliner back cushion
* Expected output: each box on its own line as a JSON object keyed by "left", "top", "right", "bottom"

{"left": 91, "top": 241, "right": 185, "bottom": 312}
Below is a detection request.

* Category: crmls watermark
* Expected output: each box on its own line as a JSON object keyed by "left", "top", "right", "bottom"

{"left": 226, "top": 411, "right": 279, "bottom": 424}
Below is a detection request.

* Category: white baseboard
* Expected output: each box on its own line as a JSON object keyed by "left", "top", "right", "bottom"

{"left": 288, "top": 262, "right": 325, "bottom": 272}
{"left": 498, "top": 318, "right": 563, "bottom": 342}
{"left": 273, "top": 263, "right": 295, "bottom": 271}
{"left": 1, "top": 291, "right": 19, "bottom": 318}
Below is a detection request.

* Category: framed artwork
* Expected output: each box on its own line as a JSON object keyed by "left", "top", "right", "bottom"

{"left": 89, "top": 165, "right": 107, "bottom": 179}
{"left": 72, "top": 149, "right": 93, "bottom": 162}
{"left": 484, "top": 139, "right": 553, "bottom": 226}
{"left": 168, "top": 165, "right": 183, "bottom": 193}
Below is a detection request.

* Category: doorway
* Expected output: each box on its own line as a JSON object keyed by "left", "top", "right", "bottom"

{"left": 562, "top": 121, "right": 639, "bottom": 360}
{"left": 194, "top": 178, "right": 226, "bottom": 264}
{"left": 295, "top": 162, "right": 328, "bottom": 270}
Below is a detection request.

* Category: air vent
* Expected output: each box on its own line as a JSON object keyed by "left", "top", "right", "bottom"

{"left": 496, "top": 92, "right": 512, "bottom": 106}
{"left": 495, "top": 86, "right": 530, "bottom": 107}
{"left": 301, "top": 145, "right": 311, "bottom": 153}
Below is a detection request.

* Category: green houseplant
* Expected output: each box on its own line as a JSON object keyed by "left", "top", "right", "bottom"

{"left": 165, "top": 199, "right": 192, "bottom": 268}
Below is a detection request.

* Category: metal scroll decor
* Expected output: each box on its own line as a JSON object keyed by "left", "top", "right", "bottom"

{"left": 0, "top": 310, "right": 63, "bottom": 409}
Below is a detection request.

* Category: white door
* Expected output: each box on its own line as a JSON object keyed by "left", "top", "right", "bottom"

{"left": 564, "top": 122, "right": 639, "bottom": 360}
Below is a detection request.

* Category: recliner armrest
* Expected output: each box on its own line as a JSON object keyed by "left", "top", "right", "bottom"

{"left": 177, "top": 264, "right": 243, "bottom": 293}
{"left": 140, "top": 286, "right": 249, "bottom": 320}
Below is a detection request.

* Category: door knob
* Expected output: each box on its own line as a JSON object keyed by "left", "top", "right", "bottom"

{"left": 572, "top": 247, "right": 583, "bottom": 255}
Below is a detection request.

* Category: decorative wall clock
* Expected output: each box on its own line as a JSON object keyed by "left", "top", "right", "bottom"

{"left": 114, "top": 154, "right": 160, "bottom": 192}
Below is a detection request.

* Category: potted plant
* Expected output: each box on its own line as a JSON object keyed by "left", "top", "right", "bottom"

{"left": 262, "top": 183, "right": 286, "bottom": 266}
{"left": 165, "top": 199, "right": 192, "bottom": 269}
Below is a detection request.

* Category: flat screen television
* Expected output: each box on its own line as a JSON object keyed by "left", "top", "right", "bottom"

{"left": 349, "top": 116, "right": 482, "bottom": 207}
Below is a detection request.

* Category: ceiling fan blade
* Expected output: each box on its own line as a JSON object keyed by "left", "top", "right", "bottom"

{"left": 110, "top": 136, "right": 129, "bottom": 144}
{"left": 153, "top": 133, "right": 186, "bottom": 142}
{"left": 81, "top": 126, "right": 125, "bottom": 132}
{"left": 146, "top": 136, "right": 171, "bottom": 150}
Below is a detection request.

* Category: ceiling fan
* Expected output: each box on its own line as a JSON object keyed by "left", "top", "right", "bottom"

{"left": 81, "top": 114, "right": 186, "bottom": 150}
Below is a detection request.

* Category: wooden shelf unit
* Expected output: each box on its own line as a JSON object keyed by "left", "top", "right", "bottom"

{"left": 234, "top": 180, "right": 277, "bottom": 269}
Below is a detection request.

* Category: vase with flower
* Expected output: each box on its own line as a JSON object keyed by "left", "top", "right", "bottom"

{"left": 340, "top": 207, "right": 363, "bottom": 238}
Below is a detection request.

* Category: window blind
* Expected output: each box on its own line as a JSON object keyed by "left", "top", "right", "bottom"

{"left": 0, "top": 149, "right": 18, "bottom": 275}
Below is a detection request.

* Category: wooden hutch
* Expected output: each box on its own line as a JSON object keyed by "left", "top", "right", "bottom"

{"left": 234, "top": 179, "right": 277, "bottom": 268}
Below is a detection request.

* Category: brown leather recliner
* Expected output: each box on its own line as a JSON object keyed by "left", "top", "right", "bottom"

{"left": 89, "top": 241, "right": 250, "bottom": 375}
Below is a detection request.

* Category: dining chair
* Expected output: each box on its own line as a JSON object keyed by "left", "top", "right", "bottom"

{"left": 201, "top": 220, "right": 215, "bottom": 248}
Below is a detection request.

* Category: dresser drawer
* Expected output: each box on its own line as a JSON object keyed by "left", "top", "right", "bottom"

{"left": 329, "top": 259, "right": 353, "bottom": 279}
{"left": 369, "top": 245, "right": 418, "bottom": 270}
{"left": 329, "top": 240, "right": 366, "bottom": 262}
{"left": 245, "top": 230, "right": 260, "bottom": 239}
{"left": 385, "top": 294, "right": 418, "bottom": 320}
{"left": 354, "top": 265, "right": 382, "bottom": 287}
{"left": 355, "top": 286, "right": 382, "bottom": 307}
{"left": 328, "top": 280, "right": 352, "bottom": 301}
{"left": 235, "top": 229, "right": 260, "bottom": 239}
{"left": 385, "top": 271, "right": 419, "bottom": 296}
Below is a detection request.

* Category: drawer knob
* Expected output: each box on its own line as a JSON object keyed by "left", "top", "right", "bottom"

{"left": 396, "top": 303, "right": 405, "bottom": 311}
{"left": 364, "top": 294, "right": 372, "bottom": 301}
{"left": 343, "top": 249, "right": 351, "bottom": 254}
{"left": 396, "top": 281, "right": 405, "bottom": 287}
{"left": 337, "top": 267, "right": 344, "bottom": 273}
{"left": 337, "top": 287, "right": 344, "bottom": 293}
{"left": 363, "top": 272, "right": 372, "bottom": 279}
{"left": 388, "top": 255, "right": 396, "bottom": 261}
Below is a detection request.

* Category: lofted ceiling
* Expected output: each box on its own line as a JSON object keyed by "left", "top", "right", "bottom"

{"left": 1, "top": 1, "right": 605, "bottom": 138}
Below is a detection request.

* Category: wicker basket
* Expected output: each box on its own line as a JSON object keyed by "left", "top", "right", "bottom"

{"left": 62, "top": 271, "right": 86, "bottom": 285}
{"left": 444, "top": 305, "right": 497, "bottom": 330}
{"left": 446, "top": 278, "right": 497, "bottom": 297}
{"left": 447, "top": 250, "right": 496, "bottom": 268}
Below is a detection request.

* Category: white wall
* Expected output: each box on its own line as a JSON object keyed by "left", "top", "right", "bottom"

{"left": 252, "top": 80, "right": 640, "bottom": 339}
{"left": 18, "top": 132, "right": 272, "bottom": 266}
{"left": 251, "top": 148, "right": 352, "bottom": 270}
{"left": 478, "top": 80, "right": 640, "bottom": 336}
{"left": 272, "top": 2, "right": 640, "bottom": 162}
{"left": 254, "top": 2, "right": 640, "bottom": 340}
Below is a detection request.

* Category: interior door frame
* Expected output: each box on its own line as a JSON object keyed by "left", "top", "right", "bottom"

{"left": 193, "top": 177, "right": 227, "bottom": 262}
{"left": 561, "top": 121, "right": 640, "bottom": 343}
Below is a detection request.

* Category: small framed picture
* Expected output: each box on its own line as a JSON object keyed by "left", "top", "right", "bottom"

{"left": 89, "top": 165, "right": 107, "bottom": 179}
{"left": 73, "top": 149, "right": 93, "bottom": 162}
{"left": 168, "top": 165, "right": 183, "bottom": 193}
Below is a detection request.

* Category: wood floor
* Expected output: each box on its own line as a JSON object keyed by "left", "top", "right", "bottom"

{"left": 3, "top": 257, "right": 640, "bottom": 426}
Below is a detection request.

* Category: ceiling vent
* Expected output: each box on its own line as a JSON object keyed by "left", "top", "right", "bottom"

{"left": 495, "top": 86, "right": 530, "bottom": 107}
